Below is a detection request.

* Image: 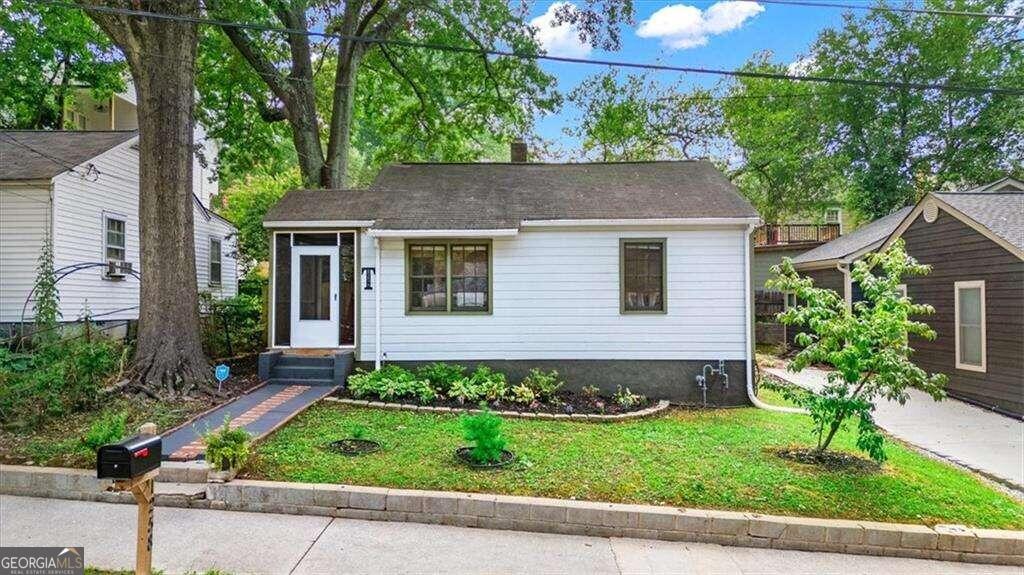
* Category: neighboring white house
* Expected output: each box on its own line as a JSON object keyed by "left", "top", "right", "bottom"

{"left": 0, "top": 129, "right": 238, "bottom": 328}
{"left": 261, "top": 160, "right": 761, "bottom": 405}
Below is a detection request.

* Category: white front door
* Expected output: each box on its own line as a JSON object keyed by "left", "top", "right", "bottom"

{"left": 291, "top": 245, "right": 339, "bottom": 347}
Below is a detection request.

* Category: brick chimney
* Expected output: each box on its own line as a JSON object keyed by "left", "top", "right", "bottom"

{"left": 510, "top": 139, "right": 528, "bottom": 163}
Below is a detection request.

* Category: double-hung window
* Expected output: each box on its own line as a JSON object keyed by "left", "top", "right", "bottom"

{"left": 621, "top": 239, "right": 666, "bottom": 313}
{"left": 954, "top": 280, "right": 986, "bottom": 372}
{"left": 406, "top": 241, "right": 490, "bottom": 313}
{"left": 209, "top": 237, "right": 223, "bottom": 286}
{"left": 104, "top": 216, "right": 126, "bottom": 263}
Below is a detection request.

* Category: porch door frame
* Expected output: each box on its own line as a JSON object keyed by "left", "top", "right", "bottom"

{"left": 290, "top": 244, "right": 339, "bottom": 348}
{"left": 270, "top": 230, "right": 360, "bottom": 350}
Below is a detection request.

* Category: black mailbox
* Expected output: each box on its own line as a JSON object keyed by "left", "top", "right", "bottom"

{"left": 97, "top": 434, "right": 162, "bottom": 480}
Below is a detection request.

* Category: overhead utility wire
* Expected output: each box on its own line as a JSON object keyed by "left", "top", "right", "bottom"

{"left": 32, "top": 0, "right": 1024, "bottom": 97}
{"left": 732, "top": 0, "right": 1023, "bottom": 20}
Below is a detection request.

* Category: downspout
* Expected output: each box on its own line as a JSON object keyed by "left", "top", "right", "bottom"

{"left": 838, "top": 262, "right": 852, "bottom": 311}
{"left": 374, "top": 236, "right": 382, "bottom": 369}
{"left": 744, "top": 223, "right": 807, "bottom": 414}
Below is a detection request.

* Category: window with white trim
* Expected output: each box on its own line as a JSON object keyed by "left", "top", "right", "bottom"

{"left": 104, "top": 216, "right": 126, "bottom": 262}
{"left": 209, "top": 237, "right": 222, "bottom": 286}
{"left": 825, "top": 208, "right": 842, "bottom": 224}
{"left": 954, "top": 280, "right": 985, "bottom": 372}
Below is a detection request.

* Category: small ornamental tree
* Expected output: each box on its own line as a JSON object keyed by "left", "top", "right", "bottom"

{"left": 766, "top": 240, "right": 947, "bottom": 462}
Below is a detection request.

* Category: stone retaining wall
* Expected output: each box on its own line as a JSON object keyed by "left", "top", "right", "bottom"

{"left": 2, "top": 465, "right": 1021, "bottom": 567}
{"left": 325, "top": 397, "right": 671, "bottom": 421}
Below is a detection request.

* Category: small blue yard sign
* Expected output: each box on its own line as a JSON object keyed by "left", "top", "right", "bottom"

{"left": 215, "top": 364, "right": 230, "bottom": 391}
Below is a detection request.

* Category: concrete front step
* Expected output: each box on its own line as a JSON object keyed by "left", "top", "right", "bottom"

{"left": 267, "top": 378, "right": 336, "bottom": 387}
{"left": 270, "top": 365, "right": 335, "bottom": 380}
{"left": 276, "top": 355, "right": 333, "bottom": 368}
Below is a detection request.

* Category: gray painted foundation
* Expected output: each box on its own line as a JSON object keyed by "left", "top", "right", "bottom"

{"left": 353, "top": 359, "right": 751, "bottom": 407}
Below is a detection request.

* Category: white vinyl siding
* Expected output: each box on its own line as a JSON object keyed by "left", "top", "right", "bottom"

{"left": 954, "top": 280, "right": 986, "bottom": 372}
{"left": 51, "top": 141, "right": 142, "bottom": 321}
{"left": 194, "top": 211, "right": 238, "bottom": 299}
{"left": 360, "top": 227, "right": 748, "bottom": 361}
{"left": 0, "top": 183, "right": 52, "bottom": 322}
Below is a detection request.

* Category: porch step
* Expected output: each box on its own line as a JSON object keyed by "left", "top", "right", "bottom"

{"left": 271, "top": 365, "right": 334, "bottom": 381}
{"left": 276, "top": 355, "right": 333, "bottom": 368}
{"left": 268, "top": 378, "right": 335, "bottom": 386}
{"left": 258, "top": 350, "right": 353, "bottom": 387}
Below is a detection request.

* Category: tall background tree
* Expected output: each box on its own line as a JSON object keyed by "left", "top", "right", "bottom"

{"left": 201, "top": 0, "right": 632, "bottom": 188}
{"left": 79, "top": 0, "right": 212, "bottom": 395}
{"left": 0, "top": 0, "right": 125, "bottom": 128}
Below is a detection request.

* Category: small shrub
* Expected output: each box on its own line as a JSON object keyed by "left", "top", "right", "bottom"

{"left": 349, "top": 424, "right": 367, "bottom": 439}
{"left": 468, "top": 365, "right": 508, "bottom": 401}
{"left": 612, "top": 385, "right": 646, "bottom": 409}
{"left": 448, "top": 377, "right": 485, "bottom": 404}
{"left": 580, "top": 385, "right": 601, "bottom": 401}
{"left": 202, "top": 417, "right": 252, "bottom": 471}
{"left": 521, "top": 369, "right": 563, "bottom": 402}
{"left": 416, "top": 362, "right": 466, "bottom": 394}
{"left": 346, "top": 365, "right": 435, "bottom": 404}
{"left": 461, "top": 408, "right": 507, "bottom": 464}
{"left": 81, "top": 411, "right": 127, "bottom": 453}
{"left": 199, "top": 290, "right": 265, "bottom": 358}
{"left": 509, "top": 383, "right": 535, "bottom": 404}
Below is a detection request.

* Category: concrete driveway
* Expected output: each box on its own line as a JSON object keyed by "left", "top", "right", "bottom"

{"left": 1, "top": 495, "right": 1015, "bottom": 575}
{"left": 765, "top": 366, "right": 1024, "bottom": 491}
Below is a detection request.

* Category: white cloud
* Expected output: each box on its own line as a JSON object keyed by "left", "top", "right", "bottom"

{"left": 636, "top": 1, "right": 765, "bottom": 50}
{"left": 787, "top": 55, "right": 817, "bottom": 75}
{"left": 530, "top": 2, "right": 592, "bottom": 58}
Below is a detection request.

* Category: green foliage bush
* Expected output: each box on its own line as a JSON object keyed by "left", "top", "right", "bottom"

{"left": 447, "top": 377, "right": 485, "bottom": 404}
{"left": 520, "top": 369, "right": 563, "bottom": 402}
{"left": 467, "top": 365, "right": 508, "bottom": 401}
{"left": 612, "top": 385, "right": 645, "bottom": 409}
{"left": 347, "top": 365, "right": 435, "bottom": 404}
{"left": 0, "top": 337, "right": 127, "bottom": 427}
{"left": 508, "top": 383, "right": 535, "bottom": 405}
{"left": 199, "top": 286, "right": 265, "bottom": 358}
{"left": 203, "top": 417, "right": 252, "bottom": 471}
{"left": 81, "top": 411, "right": 127, "bottom": 453}
{"left": 461, "top": 408, "right": 507, "bottom": 464}
{"left": 415, "top": 362, "right": 466, "bottom": 394}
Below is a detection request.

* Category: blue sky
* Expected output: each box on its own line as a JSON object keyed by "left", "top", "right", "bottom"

{"left": 526, "top": 1, "right": 849, "bottom": 150}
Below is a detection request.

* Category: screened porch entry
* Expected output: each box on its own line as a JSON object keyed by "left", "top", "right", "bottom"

{"left": 272, "top": 231, "right": 357, "bottom": 348}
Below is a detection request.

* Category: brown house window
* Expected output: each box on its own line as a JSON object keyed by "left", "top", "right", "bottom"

{"left": 406, "top": 241, "right": 491, "bottom": 314}
{"left": 621, "top": 239, "right": 666, "bottom": 313}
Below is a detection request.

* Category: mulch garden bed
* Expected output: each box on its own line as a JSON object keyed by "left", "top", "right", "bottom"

{"left": 332, "top": 389, "right": 654, "bottom": 416}
{"left": 774, "top": 446, "right": 881, "bottom": 473}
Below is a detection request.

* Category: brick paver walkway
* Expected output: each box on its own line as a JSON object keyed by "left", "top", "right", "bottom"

{"left": 161, "top": 383, "right": 336, "bottom": 461}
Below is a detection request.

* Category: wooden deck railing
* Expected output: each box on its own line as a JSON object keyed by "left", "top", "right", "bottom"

{"left": 753, "top": 223, "right": 840, "bottom": 247}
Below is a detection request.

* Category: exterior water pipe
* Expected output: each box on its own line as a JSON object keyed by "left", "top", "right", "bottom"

{"left": 744, "top": 223, "right": 808, "bottom": 415}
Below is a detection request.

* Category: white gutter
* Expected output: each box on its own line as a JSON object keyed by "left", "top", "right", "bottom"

{"left": 374, "top": 237, "right": 382, "bottom": 369}
{"left": 744, "top": 222, "right": 808, "bottom": 415}
{"left": 263, "top": 220, "right": 375, "bottom": 229}
{"left": 521, "top": 217, "right": 761, "bottom": 228}
{"left": 368, "top": 228, "right": 519, "bottom": 238}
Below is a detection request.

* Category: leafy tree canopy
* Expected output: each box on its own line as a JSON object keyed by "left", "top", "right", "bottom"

{"left": 0, "top": 0, "right": 125, "bottom": 129}
{"left": 217, "top": 167, "right": 302, "bottom": 268}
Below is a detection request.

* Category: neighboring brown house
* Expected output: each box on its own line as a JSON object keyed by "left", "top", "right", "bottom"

{"left": 787, "top": 177, "right": 1024, "bottom": 417}
{"left": 879, "top": 178, "right": 1024, "bottom": 417}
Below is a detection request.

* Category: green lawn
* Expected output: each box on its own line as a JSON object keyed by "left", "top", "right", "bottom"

{"left": 248, "top": 402, "right": 1023, "bottom": 529}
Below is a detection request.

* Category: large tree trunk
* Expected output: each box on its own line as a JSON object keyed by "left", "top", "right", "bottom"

{"left": 84, "top": 0, "right": 211, "bottom": 396}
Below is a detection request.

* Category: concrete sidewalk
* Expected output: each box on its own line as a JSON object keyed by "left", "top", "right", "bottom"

{"left": 0, "top": 495, "right": 1015, "bottom": 575}
{"left": 765, "top": 366, "right": 1024, "bottom": 490}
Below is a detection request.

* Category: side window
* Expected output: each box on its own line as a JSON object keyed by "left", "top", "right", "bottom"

{"left": 406, "top": 241, "right": 491, "bottom": 314}
{"left": 954, "top": 280, "right": 985, "bottom": 372}
{"left": 104, "top": 216, "right": 126, "bottom": 262}
{"left": 621, "top": 239, "right": 666, "bottom": 313}
{"left": 209, "top": 237, "right": 222, "bottom": 286}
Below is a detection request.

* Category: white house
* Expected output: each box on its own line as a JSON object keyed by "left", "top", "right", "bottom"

{"left": 0, "top": 127, "right": 238, "bottom": 329}
{"left": 260, "top": 159, "right": 760, "bottom": 406}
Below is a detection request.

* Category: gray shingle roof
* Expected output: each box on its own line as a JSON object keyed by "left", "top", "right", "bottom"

{"left": 0, "top": 131, "right": 138, "bottom": 180}
{"left": 791, "top": 207, "right": 913, "bottom": 266}
{"left": 935, "top": 191, "right": 1024, "bottom": 253}
{"left": 265, "top": 161, "right": 758, "bottom": 228}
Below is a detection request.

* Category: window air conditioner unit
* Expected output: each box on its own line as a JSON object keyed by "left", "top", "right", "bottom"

{"left": 106, "top": 260, "right": 133, "bottom": 279}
